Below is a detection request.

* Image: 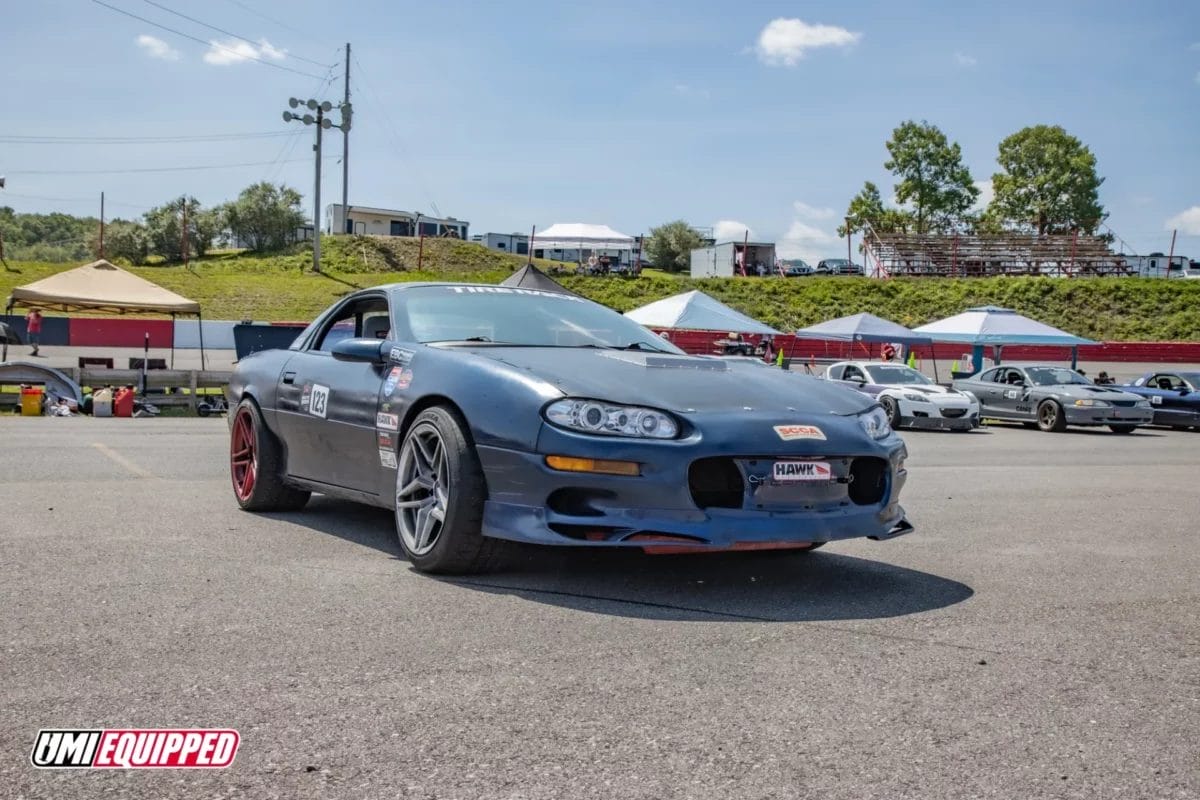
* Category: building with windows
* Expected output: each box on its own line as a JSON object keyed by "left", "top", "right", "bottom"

{"left": 474, "top": 232, "right": 530, "bottom": 256}
{"left": 324, "top": 204, "right": 468, "bottom": 240}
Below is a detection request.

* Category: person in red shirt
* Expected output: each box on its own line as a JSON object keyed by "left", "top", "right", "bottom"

{"left": 25, "top": 309, "right": 43, "bottom": 356}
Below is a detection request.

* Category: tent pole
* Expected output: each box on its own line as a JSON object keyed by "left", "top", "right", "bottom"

{"left": 197, "top": 312, "right": 207, "bottom": 371}
{"left": 931, "top": 344, "right": 940, "bottom": 384}
{"left": 2, "top": 299, "right": 10, "bottom": 361}
{"left": 170, "top": 313, "right": 175, "bottom": 369}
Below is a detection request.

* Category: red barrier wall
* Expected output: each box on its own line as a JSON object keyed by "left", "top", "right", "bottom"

{"left": 68, "top": 318, "right": 174, "bottom": 348}
{"left": 658, "top": 330, "right": 1200, "bottom": 364}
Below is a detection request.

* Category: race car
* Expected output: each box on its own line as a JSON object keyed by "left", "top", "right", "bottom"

{"left": 823, "top": 361, "right": 980, "bottom": 431}
{"left": 226, "top": 283, "right": 913, "bottom": 574}
{"left": 952, "top": 364, "right": 1153, "bottom": 433}
{"left": 1120, "top": 371, "right": 1200, "bottom": 430}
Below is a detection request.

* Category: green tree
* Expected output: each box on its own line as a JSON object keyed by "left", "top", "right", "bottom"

{"left": 838, "top": 181, "right": 914, "bottom": 236}
{"left": 89, "top": 219, "right": 150, "bottom": 265}
{"left": 988, "top": 125, "right": 1105, "bottom": 234}
{"left": 221, "top": 182, "right": 306, "bottom": 252}
{"left": 884, "top": 120, "right": 978, "bottom": 234}
{"left": 643, "top": 220, "right": 705, "bottom": 272}
{"left": 144, "top": 196, "right": 218, "bottom": 262}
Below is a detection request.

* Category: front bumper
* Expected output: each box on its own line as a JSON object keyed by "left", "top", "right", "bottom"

{"left": 1151, "top": 408, "right": 1200, "bottom": 427}
{"left": 1063, "top": 406, "right": 1154, "bottom": 426}
{"left": 897, "top": 397, "right": 980, "bottom": 431}
{"left": 474, "top": 415, "right": 912, "bottom": 549}
{"left": 900, "top": 413, "right": 979, "bottom": 431}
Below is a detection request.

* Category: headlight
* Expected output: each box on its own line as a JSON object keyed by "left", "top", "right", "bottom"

{"left": 960, "top": 390, "right": 978, "bottom": 403}
{"left": 544, "top": 398, "right": 679, "bottom": 439}
{"left": 901, "top": 392, "right": 927, "bottom": 402}
{"left": 859, "top": 406, "right": 892, "bottom": 440}
{"left": 1135, "top": 399, "right": 1152, "bottom": 408}
{"left": 1073, "top": 399, "right": 1111, "bottom": 407}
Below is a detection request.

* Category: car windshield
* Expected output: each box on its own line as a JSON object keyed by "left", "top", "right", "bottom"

{"left": 1025, "top": 366, "right": 1092, "bottom": 386}
{"left": 825, "top": 259, "right": 849, "bottom": 266}
{"left": 1176, "top": 372, "right": 1200, "bottom": 387}
{"left": 393, "top": 286, "right": 684, "bottom": 352}
{"left": 865, "top": 365, "right": 933, "bottom": 385}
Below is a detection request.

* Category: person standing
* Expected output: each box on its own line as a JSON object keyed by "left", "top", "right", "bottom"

{"left": 25, "top": 308, "right": 43, "bottom": 356}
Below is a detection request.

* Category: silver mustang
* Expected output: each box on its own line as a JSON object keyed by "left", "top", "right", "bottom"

{"left": 953, "top": 364, "right": 1153, "bottom": 433}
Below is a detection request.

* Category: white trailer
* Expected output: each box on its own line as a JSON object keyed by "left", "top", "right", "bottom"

{"left": 689, "top": 241, "right": 777, "bottom": 278}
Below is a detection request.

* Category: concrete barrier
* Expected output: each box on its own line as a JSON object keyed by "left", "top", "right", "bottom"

{"left": 69, "top": 318, "right": 173, "bottom": 348}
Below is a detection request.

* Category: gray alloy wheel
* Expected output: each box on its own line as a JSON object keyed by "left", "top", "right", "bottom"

{"left": 880, "top": 396, "right": 902, "bottom": 429}
{"left": 1036, "top": 400, "right": 1067, "bottom": 432}
{"left": 393, "top": 406, "right": 507, "bottom": 574}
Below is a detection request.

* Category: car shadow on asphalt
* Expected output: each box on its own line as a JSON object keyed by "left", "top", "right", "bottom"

{"left": 277, "top": 498, "right": 974, "bottom": 624}
{"left": 981, "top": 421, "right": 1167, "bottom": 437}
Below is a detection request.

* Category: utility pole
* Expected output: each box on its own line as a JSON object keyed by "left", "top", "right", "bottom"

{"left": 99, "top": 191, "right": 105, "bottom": 259}
{"left": 181, "top": 198, "right": 189, "bottom": 269}
{"left": 284, "top": 96, "right": 352, "bottom": 273}
{"left": 341, "top": 43, "right": 351, "bottom": 233}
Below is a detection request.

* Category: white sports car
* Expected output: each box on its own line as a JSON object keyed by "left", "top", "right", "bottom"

{"left": 825, "top": 361, "right": 981, "bottom": 432}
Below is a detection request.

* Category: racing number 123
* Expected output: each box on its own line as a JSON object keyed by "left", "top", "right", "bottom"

{"left": 310, "top": 384, "right": 329, "bottom": 419}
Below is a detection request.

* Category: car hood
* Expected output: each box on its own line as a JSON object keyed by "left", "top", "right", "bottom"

{"left": 876, "top": 383, "right": 966, "bottom": 397}
{"left": 461, "top": 347, "right": 873, "bottom": 415}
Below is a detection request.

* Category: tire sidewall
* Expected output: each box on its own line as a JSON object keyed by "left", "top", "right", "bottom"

{"left": 880, "top": 395, "right": 901, "bottom": 429}
{"left": 1037, "top": 400, "right": 1064, "bottom": 432}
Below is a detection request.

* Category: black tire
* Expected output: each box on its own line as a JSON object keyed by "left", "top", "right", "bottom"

{"left": 1036, "top": 400, "right": 1067, "bottom": 432}
{"left": 230, "top": 398, "right": 310, "bottom": 512}
{"left": 880, "top": 396, "right": 902, "bottom": 429}
{"left": 197, "top": 405, "right": 211, "bottom": 418}
{"left": 393, "top": 405, "right": 507, "bottom": 574}
{"left": 1109, "top": 425, "right": 1137, "bottom": 434}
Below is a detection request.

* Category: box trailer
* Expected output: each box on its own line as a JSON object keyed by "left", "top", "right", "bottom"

{"left": 689, "top": 242, "right": 777, "bottom": 278}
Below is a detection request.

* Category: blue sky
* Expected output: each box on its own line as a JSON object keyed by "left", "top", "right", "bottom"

{"left": 2, "top": 0, "right": 1198, "bottom": 262}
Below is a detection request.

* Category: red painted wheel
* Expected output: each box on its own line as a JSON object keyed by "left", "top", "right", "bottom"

{"left": 230, "top": 407, "right": 257, "bottom": 502}
{"left": 229, "top": 398, "right": 310, "bottom": 512}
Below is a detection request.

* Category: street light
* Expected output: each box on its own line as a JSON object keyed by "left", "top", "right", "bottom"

{"left": 282, "top": 96, "right": 352, "bottom": 273}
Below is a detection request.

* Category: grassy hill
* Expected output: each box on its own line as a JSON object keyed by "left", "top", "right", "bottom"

{"left": 3, "top": 235, "right": 1199, "bottom": 340}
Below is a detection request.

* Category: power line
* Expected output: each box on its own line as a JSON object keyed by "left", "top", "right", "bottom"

{"left": 0, "top": 131, "right": 295, "bottom": 144}
{"left": 139, "top": 0, "right": 333, "bottom": 68}
{"left": 262, "top": 66, "right": 339, "bottom": 183}
{"left": 0, "top": 192, "right": 152, "bottom": 209}
{"left": 7, "top": 156, "right": 336, "bottom": 176}
{"left": 220, "top": 0, "right": 316, "bottom": 44}
{"left": 90, "top": 0, "right": 327, "bottom": 80}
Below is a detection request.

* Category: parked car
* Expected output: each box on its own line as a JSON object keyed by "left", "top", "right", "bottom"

{"left": 952, "top": 364, "right": 1153, "bottom": 433}
{"left": 1120, "top": 371, "right": 1200, "bottom": 430}
{"left": 226, "top": 283, "right": 914, "bottom": 574}
{"left": 782, "top": 261, "right": 815, "bottom": 277}
{"left": 817, "top": 259, "right": 864, "bottom": 275}
{"left": 824, "top": 361, "right": 980, "bottom": 431}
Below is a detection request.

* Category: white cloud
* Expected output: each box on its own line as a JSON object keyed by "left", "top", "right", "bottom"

{"left": 792, "top": 200, "right": 835, "bottom": 220}
{"left": 954, "top": 51, "right": 977, "bottom": 67}
{"left": 754, "top": 18, "right": 861, "bottom": 66}
{"left": 136, "top": 34, "right": 180, "bottom": 61}
{"left": 203, "top": 37, "right": 286, "bottom": 66}
{"left": 972, "top": 179, "right": 994, "bottom": 211}
{"left": 672, "top": 82, "right": 710, "bottom": 99}
{"left": 777, "top": 219, "right": 838, "bottom": 264}
{"left": 1165, "top": 206, "right": 1200, "bottom": 235}
{"left": 713, "top": 220, "right": 754, "bottom": 241}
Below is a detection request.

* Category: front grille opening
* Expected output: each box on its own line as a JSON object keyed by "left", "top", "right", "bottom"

{"left": 546, "top": 488, "right": 616, "bottom": 517}
{"left": 848, "top": 457, "right": 888, "bottom": 506}
{"left": 688, "top": 457, "right": 744, "bottom": 509}
{"left": 942, "top": 408, "right": 967, "bottom": 418}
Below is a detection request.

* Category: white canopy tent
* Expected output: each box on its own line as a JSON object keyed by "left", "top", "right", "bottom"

{"left": 531, "top": 223, "right": 635, "bottom": 252}
{"left": 624, "top": 290, "right": 780, "bottom": 334}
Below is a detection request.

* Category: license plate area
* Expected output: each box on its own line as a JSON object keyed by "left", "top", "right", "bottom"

{"left": 738, "top": 458, "right": 850, "bottom": 510}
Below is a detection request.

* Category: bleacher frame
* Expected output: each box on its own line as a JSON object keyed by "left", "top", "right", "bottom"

{"left": 864, "top": 228, "right": 1134, "bottom": 278}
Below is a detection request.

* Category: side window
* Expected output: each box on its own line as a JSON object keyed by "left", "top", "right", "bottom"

{"left": 843, "top": 365, "right": 865, "bottom": 381}
{"left": 312, "top": 298, "right": 390, "bottom": 353}
{"left": 827, "top": 364, "right": 845, "bottom": 380}
{"left": 979, "top": 368, "right": 1000, "bottom": 383}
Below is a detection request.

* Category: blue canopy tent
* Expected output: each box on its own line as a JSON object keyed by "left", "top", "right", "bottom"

{"left": 912, "top": 306, "right": 1094, "bottom": 375}
{"left": 796, "top": 312, "right": 937, "bottom": 379}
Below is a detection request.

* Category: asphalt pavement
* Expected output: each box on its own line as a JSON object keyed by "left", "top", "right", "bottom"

{"left": 1, "top": 418, "right": 1198, "bottom": 799}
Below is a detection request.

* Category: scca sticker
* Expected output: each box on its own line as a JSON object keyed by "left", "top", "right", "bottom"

{"left": 376, "top": 412, "right": 399, "bottom": 431}
{"left": 389, "top": 347, "right": 414, "bottom": 365}
{"left": 309, "top": 384, "right": 330, "bottom": 419}
{"left": 773, "top": 424, "right": 826, "bottom": 441}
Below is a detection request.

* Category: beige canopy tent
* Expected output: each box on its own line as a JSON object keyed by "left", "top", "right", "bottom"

{"left": 5, "top": 259, "right": 207, "bottom": 368}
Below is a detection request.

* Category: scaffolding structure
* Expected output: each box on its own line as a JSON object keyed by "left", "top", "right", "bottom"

{"left": 863, "top": 227, "right": 1133, "bottom": 278}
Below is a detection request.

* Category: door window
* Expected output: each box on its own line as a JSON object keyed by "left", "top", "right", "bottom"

{"left": 312, "top": 297, "right": 391, "bottom": 353}
{"left": 827, "top": 364, "right": 845, "bottom": 380}
{"left": 843, "top": 365, "right": 866, "bottom": 381}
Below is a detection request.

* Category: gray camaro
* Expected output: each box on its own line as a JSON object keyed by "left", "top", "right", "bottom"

{"left": 952, "top": 364, "right": 1153, "bottom": 433}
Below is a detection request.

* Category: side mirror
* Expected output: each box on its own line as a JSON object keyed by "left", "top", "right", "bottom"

{"left": 331, "top": 337, "right": 388, "bottom": 364}
{"left": 1180, "top": 388, "right": 1191, "bottom": 396}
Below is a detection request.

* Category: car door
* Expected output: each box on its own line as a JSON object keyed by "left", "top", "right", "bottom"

{"left": 274, "top": 294, "right": 393, "bottom": 494}
{"left": 992, "top": 368, "right": 1029, "bottom": 418}
{"left": 967, "top": 368, "right": 1005, "bottom": 415}
{"left": 1145, "top": 373, "right": 1191, "bottom": 424}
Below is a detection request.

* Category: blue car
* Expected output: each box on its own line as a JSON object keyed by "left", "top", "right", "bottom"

{"left": 1121, "top": 371, "right": 1200, "bottom": 430}
{"left": 226, "top": 283, "right": 912, "bottom": 574}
